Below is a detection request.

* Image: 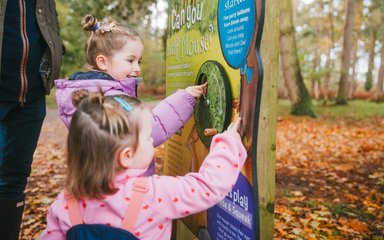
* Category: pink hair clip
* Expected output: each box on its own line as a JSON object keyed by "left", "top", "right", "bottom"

{"left": 101, "top": 22, "right": 116, "bottom": 33}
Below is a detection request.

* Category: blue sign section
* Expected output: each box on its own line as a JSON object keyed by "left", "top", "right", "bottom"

{"left": 207, "top": 173, "right": 255, "bottom": 240}
{"left": 218, "top": 0, "right": 256, "bottom": 83}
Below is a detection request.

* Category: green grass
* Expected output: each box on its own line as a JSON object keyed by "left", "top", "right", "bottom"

{"left": 278, "top": 99, "right": 384, "bottom": 118}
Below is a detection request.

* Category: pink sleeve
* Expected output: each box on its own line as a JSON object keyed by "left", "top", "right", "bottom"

{"left": 149, "top": 133, "right": 247, "bottom": 219}
{"left": 151, "top": 90, "right": 195, "bottom": 147}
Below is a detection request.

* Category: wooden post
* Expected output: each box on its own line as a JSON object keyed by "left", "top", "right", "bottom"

{"left": 258, "top": 0, "right": 279, "bottom": 238}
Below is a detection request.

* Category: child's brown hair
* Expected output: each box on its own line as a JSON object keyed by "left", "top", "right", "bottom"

{"left": 82, "top": 14, "right": 143, "bottom": 70}
{"left": 66, "top": 90, "right": 148, "bottom": 199}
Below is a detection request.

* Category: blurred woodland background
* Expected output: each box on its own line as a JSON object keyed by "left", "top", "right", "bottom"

{"left": 54, "top": 0, "right": 167, "bottom": 97}
{"left": 53, "top": 0, "right": 384, "bottom": 114}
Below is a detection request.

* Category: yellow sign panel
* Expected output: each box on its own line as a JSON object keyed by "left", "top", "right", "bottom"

{"left": 165, "top": 0, "right": 265, "bottom": 239}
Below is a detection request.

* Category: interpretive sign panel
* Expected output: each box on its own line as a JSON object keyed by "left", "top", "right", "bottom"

{"left": 164, "top": 0, "right": 265, "bottom": 239}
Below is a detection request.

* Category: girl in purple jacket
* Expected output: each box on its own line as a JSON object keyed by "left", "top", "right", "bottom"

{"left": 55, "top": 15, "right": 206, "bottom": 175}
{"left": 41, "top": 92, "right": 245, "bottom": 239}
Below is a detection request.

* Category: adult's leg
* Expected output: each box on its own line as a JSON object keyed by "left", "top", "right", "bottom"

{"left": 0, "top": 97, "right": 46, "bottom": 240}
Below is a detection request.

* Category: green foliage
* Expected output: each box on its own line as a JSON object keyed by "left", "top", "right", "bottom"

{"left": 56, "top": 1, "right": 86, "bottom": 77}
{"left": 325, "top": 203, "right": 376, "bottom": 222}
{"left": 305, "top": 69, "right": 329, "bottom": 82}
{"left": 141, "top": 38, "right": 166, "bottom": 86}
{"left": 46, "top": 89, "right": 57, "bottom": 108}
{"left": 279, "top": 189, "right": 293, "bottom": 198}
{"left": 56, "top": 0, "right": 165, "bottom": 87}
{"left": 304, "top": 199, "right": 319, "bottom": 209}
{"left": 366, "top": 0, "right": 384, "bottom": 38}
{"left": 295, "top": 1, "right": 341, "bottom": 85}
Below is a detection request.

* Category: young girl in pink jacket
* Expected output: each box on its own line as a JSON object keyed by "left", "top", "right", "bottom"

{"left": 55, "top": 14, "right": 207, "bottom": 176}
{"left": 40, "top": 91, "right": 246, "bottom": 239}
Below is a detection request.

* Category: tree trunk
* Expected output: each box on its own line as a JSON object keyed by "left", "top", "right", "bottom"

{"left": 311, "top": 49, "right": 320, "bottom": 100}
{"left": 366, "top": 30, "right": 377, "bottom": 91}
{"left": 336, "top": 0, "right": 357, "bottom": 105}
{"left": 322, "top": 0, "right": 335, "bottom": 105}
{"left": 322, "top": 51, "right": 332, "bottom": 104}
{"left": 375, "top": 37, "right": 384, "bottom": 102}
{"left": 348, "top": 0, "right": 363, "bottom": 99}
{"left": 279, "top": 0, "right": 315, "bottom": 117}
{"left": 348, "top": 59, "right": 357, "bottom": 99}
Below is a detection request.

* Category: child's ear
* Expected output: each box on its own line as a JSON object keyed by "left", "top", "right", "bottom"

{"left": 95, "top": 55, "right": 109, "bottom": 71}
{"left": 118, "top": 146, "right": 135, "bottom": 168}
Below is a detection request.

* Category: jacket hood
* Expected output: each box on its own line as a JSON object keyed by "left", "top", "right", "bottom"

{"left": 55, "top": 78, "right": 139, "bottom": 127}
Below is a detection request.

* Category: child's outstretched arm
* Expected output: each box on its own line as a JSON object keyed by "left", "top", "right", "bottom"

{"left": 151, "top": 82, "right": 206, "bottom": 147}
{"left": 148, "top": 118, "right": 247, "bottom": 220}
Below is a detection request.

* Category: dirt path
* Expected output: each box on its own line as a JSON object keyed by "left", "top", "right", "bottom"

{"left": 39, "top": 108, "right": 68, "bottom": 145}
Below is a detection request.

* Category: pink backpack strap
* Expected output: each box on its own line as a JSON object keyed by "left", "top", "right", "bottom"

{"left": 65, "top": 191, "right": 83, "bottom": 226}
{"left": 120, "top": 177, "right": 149, "bottom": 232}
{"left": 65, "top": 178, "right": 149, "bottom": 232}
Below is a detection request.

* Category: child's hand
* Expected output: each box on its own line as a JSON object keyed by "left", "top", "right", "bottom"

{"left": 185, "top": 82, "right": 207, "bottom": 99}
{"left": 223, "top": 118, "right": 242, "bottom": 142}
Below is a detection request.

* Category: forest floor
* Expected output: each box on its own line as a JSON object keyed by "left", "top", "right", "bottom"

{"left": 20, "top": 109, "right": 384, "bottom": 239}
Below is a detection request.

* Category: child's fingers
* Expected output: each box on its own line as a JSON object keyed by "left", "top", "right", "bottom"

{"left": 201, "top": 84, "right": 207, "bottom": 95}
{"left": 197, "top": 84, "right": 205, "bottom": 90}
{"left": 223, "top": 118, "right": 242, "bottom": 141}
{"left": 186, "top": 83, "right": 208, "bottom": 98}
{"left": 197, "top": 84, "right": 206, "bottom": 96}
{"left": 230, "top": 118, "right": 241, "bottom": 132}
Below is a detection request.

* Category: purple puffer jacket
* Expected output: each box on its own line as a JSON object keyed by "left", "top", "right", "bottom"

{"left": 55, "top": 78, "right": 196, "bottom": 148}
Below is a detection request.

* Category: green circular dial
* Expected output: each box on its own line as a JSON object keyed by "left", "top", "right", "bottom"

{"left": 194, "top": 61, "right": 232, "bottom": 147}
